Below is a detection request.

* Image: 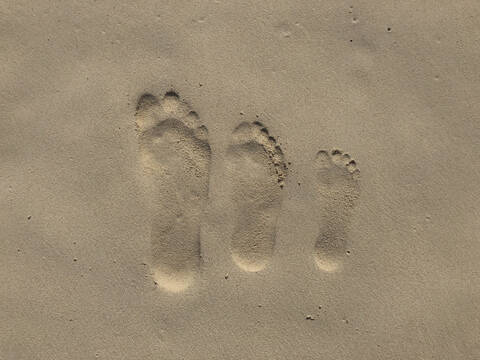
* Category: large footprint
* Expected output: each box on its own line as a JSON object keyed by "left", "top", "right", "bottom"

{"left": 226, "top": 121, "right": 287, "bottom": 272}
{"left": 314, "top": 149, "right": 360, "bottom": 272}
{"left": 135, "top": 91, "right": 211, "bottom": 292}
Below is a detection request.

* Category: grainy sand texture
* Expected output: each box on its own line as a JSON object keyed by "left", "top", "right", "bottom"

{"left": 1, "top": 1, "right": 479, "bottom": 359}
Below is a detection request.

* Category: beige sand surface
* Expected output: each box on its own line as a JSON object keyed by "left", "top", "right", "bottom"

{"left": 1, "top": 1, "right": 479, "bottom": 359}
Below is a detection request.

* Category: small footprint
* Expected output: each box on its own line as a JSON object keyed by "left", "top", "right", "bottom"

{"left": 314, "top": 149, "right": 360, "bottom": 272}
{"left": 135, "top": 91, "right": 211, "bottom": 292}
{"left": 226, "top": 121, "right": 287, "bottom": 272}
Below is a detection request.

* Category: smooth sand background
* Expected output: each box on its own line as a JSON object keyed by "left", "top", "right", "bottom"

{"left": 1, "top": 1, "right": 479, "bottom": 359}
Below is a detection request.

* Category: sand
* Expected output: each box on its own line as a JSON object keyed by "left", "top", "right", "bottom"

{"left": 1, "top": 1, "right": 479, "bottom": 359}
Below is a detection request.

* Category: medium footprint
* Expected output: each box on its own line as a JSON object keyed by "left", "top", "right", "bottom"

{"left": 135, "top": 91, "right": 211, "bottom": 292}
{"left": 314, "top": 149, "right": 360, "bottom": 272}
{"left": 226, "top": 121, "right": 287, "bottom": 272}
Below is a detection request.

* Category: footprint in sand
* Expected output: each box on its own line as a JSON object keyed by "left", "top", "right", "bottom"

{"left": 135, "top": 91, "right": 211, "bottom": 292}
{"left": 314, "top": 149, "right": 360, "bottom": 272}
{"left": 226, "top": 121, "right": 287, "bottom": 272}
